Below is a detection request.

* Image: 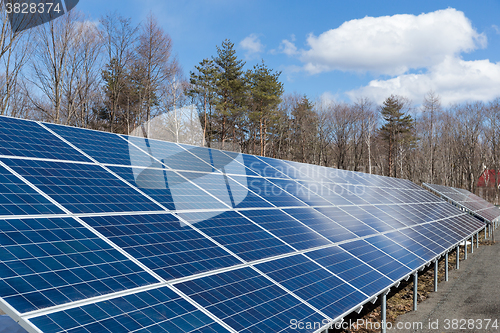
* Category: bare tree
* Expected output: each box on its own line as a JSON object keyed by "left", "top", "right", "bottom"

{"left": 135, "top": 13, "right": 178, "bottom": 137}
{"left": 29, "top": 10, "right": 80, "bottom": 123}
{"left": 100, "top": 13, "right": 139, "bottom": 132}
{"left": 328, "top": 103, "right": 356, "bottom": 169}
{"left": 0, "top": 29, "right": 32, "bottom": 117}
{"left": 420, "top": 91, "right": 442, "bottom": 183}
{"left": 64, "top": 20, "right": 103, "bottom": 128}
{"left": 354, "top": 97, "right": 377, "bottom": 173}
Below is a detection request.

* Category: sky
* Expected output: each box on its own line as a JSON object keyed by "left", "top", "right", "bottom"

{"left": 75, "top": 0, "right": 500, "bottom": 107}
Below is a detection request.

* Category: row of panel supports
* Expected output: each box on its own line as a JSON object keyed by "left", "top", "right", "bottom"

{"left": 379, "top": 230, "right": 483, "bottom": 333}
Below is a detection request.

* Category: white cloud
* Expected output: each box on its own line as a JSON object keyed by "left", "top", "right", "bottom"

{"left": 240, "top": 34, "right": 264, "bottom": 58}
{"left": 280, "top": 39, "right": 298, "bottom": 56}
{"left": 300, "top": 8, "right": 486, "bottom": 75}
{"left": 347, "top": 56, "right": 500, "bottom": 105}
{"left": 272, "top": 35, "right": 298, "bottom": 56}
{"left": 318, "top": 92, "right": 338, "bottom": 107}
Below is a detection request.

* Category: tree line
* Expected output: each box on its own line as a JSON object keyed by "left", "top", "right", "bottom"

{"left": 1, "top": 11, "right": 499, "bottom": 202}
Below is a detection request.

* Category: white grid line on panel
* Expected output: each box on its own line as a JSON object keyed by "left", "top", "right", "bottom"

{"left": 169, "top": 285, "right": 238, "bottom": 333}
{"left": 36, "top": 123, "right": 244, "bottom": 332}
{"left": 423, "top": 183, "right": 495, "bottom": 224}
{"left": 7, "top": 195, "right": 487, "bottom": 332}
{"left": 0, "top": 116, "right": 486, "bottom": 333}
{"left": 38, "top": 123, "right": 177, "bottom": 213}
{"left": 21, "top": 282, "right": 165, "bottom": 320}
{"left": 120, "top": 135, "right": 348, "bottom": 267}
{"left": 118, "top": 135, "right": 233, "bottom": 210}
{"left": 250, "top": 265, "right": 333, "bottom": 321}
{"left": 0, "top": 200, "right": 457, "bottom": 222}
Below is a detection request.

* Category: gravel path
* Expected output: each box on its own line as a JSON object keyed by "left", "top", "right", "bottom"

{"left": 394, "top": 240, "right": 500, "bottom": 332}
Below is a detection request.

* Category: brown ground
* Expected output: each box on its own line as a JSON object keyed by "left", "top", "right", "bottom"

{"left": 329, "top": 232, "right": 493, "bottom": 333}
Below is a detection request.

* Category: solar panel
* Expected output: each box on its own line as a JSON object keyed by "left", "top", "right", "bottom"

{"left": 0, "top": 116, "right": 485, "bottom": 333}
{"left": 423, "top": 183, "right": 500, "bottom": 224}
{"left": 0, "top": 216, "right": 158, "bottom": 313}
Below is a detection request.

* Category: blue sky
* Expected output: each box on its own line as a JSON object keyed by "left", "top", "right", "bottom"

{"left": 75, "top": 0, "right": 500, "bottom": 106}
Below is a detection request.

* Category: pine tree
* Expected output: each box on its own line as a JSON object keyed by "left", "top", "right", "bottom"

{"left": 188, "top": 58, "right": 218, "bottom": 146}
{"left": 380, "top": 95, "right": 415, "bottom": 177}
{"left": 212, "top": 39, "right": 246, "bottom": 146}
{"left": 247, "top": 60, "right": 284, "bottom": 156}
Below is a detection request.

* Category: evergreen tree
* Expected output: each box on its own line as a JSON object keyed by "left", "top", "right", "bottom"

{"left": 212, "top": 39, "right": 246, "bottom": 146}
{"left": 380, "top": 95, "right": 415, "bottom": 177}
{"left": 247, "top": 60, "right": 284, "bottom": 156}
{"left": 101, "top": 57, "right": 147, "bottom": 134}
{"left": 188, "top": 58, "right": 218, "bottom": 146}
{"left": 292, "top": 96, "right": 318, "bottom": 163}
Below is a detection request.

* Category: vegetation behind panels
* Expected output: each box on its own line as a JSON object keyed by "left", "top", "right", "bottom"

{"left": 1, "top": 10, "right": 500, "bottom": 202}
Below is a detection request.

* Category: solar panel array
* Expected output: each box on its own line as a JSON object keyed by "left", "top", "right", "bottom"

{"left": 423, "top": 183, "right": 500, "bottom": 224}
{"left": 0, "top": 115, "right": 485, "bottom": 333}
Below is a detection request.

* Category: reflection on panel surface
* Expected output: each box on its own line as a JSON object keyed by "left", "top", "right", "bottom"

{"left": 30, "top": 286, "right": 227, "bottom": 333}
{"left": 0, "top": 217, "right": 157, "bottom": 313}
{"left": 82, "top": 214, "right": 241, "bottom": 280}
{"left": 176, "top": 267, "right": 326, "bottom": 333}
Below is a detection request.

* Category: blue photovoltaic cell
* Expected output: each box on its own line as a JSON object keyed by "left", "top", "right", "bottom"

{"left": 407, "top": 190, "right": 442, "bottom": 203}
{"left": 296, "top": 181, "right": 354, "bottom": 206}
{"left": 358, "top": 205, "right": 407, "bottom": 229}
{"left": 81, "top": 214, "right": 241, "bottom": 280}
{"left": 382, "top": 231, "right": 437, "bottom": 261}
{"left": 127, "top": 137, "right": 216, "bottom": 173}
{"left": 178, "top": 211, "right": 294, "bottom": 262}
{"left": 239, "top": 154, "right": 290, "bottom": 179}
{"left": 281, "top": 161, "right": 319, "bottom": 181}
{"left": 0, "top": 165, "right": 63, "bottom": 216}
{"left": 454, "top": 214, "right": 485, "bottom": 232}
{"left": 357, "top": 187, "right": 402, "bottom": 205}
{"left": 2, "top": 159, "right": 162, "bottom": 214}
{"left": 424, "top": 182, "right": 500, "bottom": 223}
{"left": 439, "top": 218, "right": 473, "bottom": 240}
{"left": 364, "top": 235, "right": 425, "bottom": 270}
{"left": 305, "top": 246, "right": 392, "bottom": 297}
{"left": 231, "top": 176, "right": 306, "bottom": 208}
{"left": 108, "top": 166, "right": 228, "bottom": 211}
{"left": 400, "top": 204, "right": 435, "bottom": 223}
{"left": 326, "top": 184, "right": 369, "bottom": 205}
{"left": 349, "top": 186, "right": 394, "bottom": 205}
{"left": 208, "top": 150, "right": 260, "bottom": 177}
{"left": 399, "top": 228, "right": 446, "bottom": 254}
{"left": 375, "top": 205, "right": 419, "bottom": 226}
{"left": 418, "top": 222, "right": 461, "bottom": 246}
{"left": 107, "top": 166, "right": 175, "bottom": 210}
{"left": 297, "top": 164, "right": 350, "bottom": 184}
{"left": 178, "top": 171, "right": 273, "bottom": 209}
{"left": 44, "top": 123, "right": 153, "bottom": 167}
{"left": 175, "top": 267, "right": 326, "bottom": 333}
{"left": 268, "top": 178, "right": 332, "bottom": 206}
{"left": 0, "top": 115, "right": 487, "bottom": 333}
{"left": 340, "top": 240, "right": 411, "bottom": 281}
{"left": 340, "top": 206, "right": 394, "bottom": 233}
{"left": 239, "top": 209, "right": 331, "bottom": 250}
{"left": 386, "top": 189, "right": 417, "bottom": 204}
{"left": 283, "top": 208, "right": 358, "bottom": 243}
{"left": 256, "top": 156, "right": 312, "bottom": 180}
{"left": 30, "top": 286, "right": 228, "bottom": 333}
{"left": 417, "top": 203, "right": 459, "bottom": 220}
{"left": 411, "top": 225, "right": 454, "bottom": 250}
{"left": 256, "top": 255, "right": 367, "bottom": 319}
{"left": 0, "top": 217, "right": 157, "bottom": 313}
{"left": 314, "top": 207, "right": 379, "bottom": 237}
{"left": 0, "top": 117, "right": 90, "bottom": 162}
